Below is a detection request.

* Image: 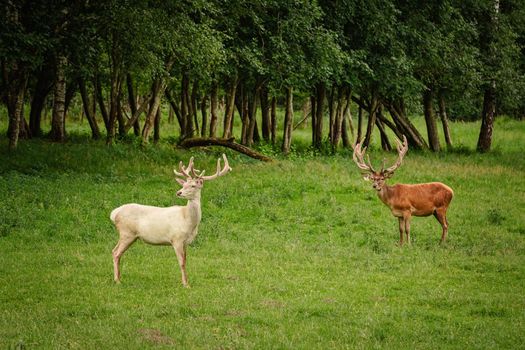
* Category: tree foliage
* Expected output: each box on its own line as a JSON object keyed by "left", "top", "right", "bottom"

{"left": 1, "top": 0, "right": 523, "bottom": 152}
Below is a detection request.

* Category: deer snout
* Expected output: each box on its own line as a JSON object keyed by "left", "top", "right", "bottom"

{"left": 176, "top": 190, "right": 183, "bottom": 197}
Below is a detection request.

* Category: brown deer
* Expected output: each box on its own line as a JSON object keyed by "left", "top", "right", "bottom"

{"left": 352, "top": 136, "right": 453, "bottom": 245}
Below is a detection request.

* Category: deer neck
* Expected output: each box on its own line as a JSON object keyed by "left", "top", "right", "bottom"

{"left": 377, "top": 184, "right": 394, "bottom": 207}
{"left": 185, "top": 196, "right": 202, "bottom": 225}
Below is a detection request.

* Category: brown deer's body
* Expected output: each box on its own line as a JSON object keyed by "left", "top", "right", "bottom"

{"left": 378, "top": 182, "right": 453, "bottom": 217}
{"left": 377, "top": 182, "right": 454, "bottom": 244}
{"left": 352, "top": 136, "right": 454, "bottom": 245}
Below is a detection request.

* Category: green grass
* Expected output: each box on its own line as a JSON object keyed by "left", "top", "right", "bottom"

{"left": 0, "top": 116, "right": 524, "bottom": 349}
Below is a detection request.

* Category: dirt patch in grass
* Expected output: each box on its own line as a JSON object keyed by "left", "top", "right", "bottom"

{"left": 138, "top": 328, "right": 176, "bottom": 346}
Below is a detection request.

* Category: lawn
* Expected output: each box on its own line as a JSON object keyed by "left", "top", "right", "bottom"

{"left": 0, "top": 116, "right": 524, "bottom": 349}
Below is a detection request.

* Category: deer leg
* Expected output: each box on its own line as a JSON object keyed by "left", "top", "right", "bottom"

{"left": 398, "top": 217, "right": 405, "bottom": 246}
{"left": 434, "top": 208, "right": 448, "bottom": 243}
{"left": 112, "top": 235, "right": 136, "bottom": 283}
{"left": 404, "top": 215, "right": 412, "bottom": 245}
{"left": 173, "top": 242, "right": 189, "bottom": 288}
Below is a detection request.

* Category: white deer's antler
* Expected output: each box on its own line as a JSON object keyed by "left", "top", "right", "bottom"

{"left": 173, "top": 157, "right": 195, "bottom": 179}
{"left": 174, "top": 154, "right": 232, "bottom": 181}
{"left": 200, "top": 154, "right": 232, "bottom": 181}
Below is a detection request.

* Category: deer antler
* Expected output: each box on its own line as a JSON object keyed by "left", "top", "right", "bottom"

{"left": 174, "top": 154, "right": 232, "bottom": 181}
{"left": 383, "top": 135, "right": 408, "bottom": 176}
{"left": 173, "top": 157, "right": 195, "bottom": 179}
{"left": 200, "top": 154, "right": 232, "bottom": 181}
{"left": 352, "top": 141, "right": 376, "bottom": 173}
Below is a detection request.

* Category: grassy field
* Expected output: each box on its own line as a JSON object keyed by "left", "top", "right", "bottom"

{"left": 0, "top": 115, "right": 524, "bottom": 349}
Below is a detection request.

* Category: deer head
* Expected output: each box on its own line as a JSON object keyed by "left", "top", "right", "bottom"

{"left": 173, "top": 154, "right": 232, "bottom": 200}
{"left": 352, "top": 135, "right": 408, "bottom": 191}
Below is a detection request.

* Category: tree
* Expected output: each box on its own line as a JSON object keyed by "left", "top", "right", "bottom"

{"left": 471, "top": 0, "right": 522, "bottom": 152}
{"left": 1, "top": 1, "right": 49, "bottom": 149}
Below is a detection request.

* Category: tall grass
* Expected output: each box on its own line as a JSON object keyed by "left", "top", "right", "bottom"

{"left": 0, "top": 115, "right": 524, "bottom": 349}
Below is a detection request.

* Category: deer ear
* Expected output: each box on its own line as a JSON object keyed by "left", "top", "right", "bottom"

{"left": 363, "top": 174, "right": 372, "bottom": 181}
{"left": 197, "top": 178, "right": 204, "bottom": 186}
{"left": 176, "top": 178, "right": 186, "bottom": 186}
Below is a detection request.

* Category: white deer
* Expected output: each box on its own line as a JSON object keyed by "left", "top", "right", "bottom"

{"left": 352, "top": 136, "right": 454, "bottom": 245}
{"left": 110, "top": 154, "right": 232, "bottom": 287}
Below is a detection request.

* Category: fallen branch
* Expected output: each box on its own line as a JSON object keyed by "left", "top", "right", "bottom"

{"left": 179, "top": 137, "right": 273, "bottom": 162}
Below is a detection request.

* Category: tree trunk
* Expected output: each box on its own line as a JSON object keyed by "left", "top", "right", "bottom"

{"left": 18, "top": 108, "right": 30, "bottom": 140}
{"left": 477, "top": 85, "right": 496, "bottom": 152}
{"left": 168, "top": 103, "right": 174, "bottom": 123}
{"left": 64, "top": 81, "right": 76, "bottom": 126}
{"left": 124, "top": 93, "right": 150, "bottom": 133}
{"left": 126, "top": 73, "right": 140, "bottom": 136}
{"left": 247, "top": 87, "right": 259, "bottom": 147}
{"left": 237, "top": 84, "right": 248, "bottom": 145}
{"left": 342, "top": 88, "right": 352, "bottom": 147}
{"left": 117, "top": 95, "right": 127, "bottom": 137}
{"left": 153, "top": 104, "right": 161, "bottom": 143}
{"left": 314, "top": 82, "right": 325, "bottom": 148}
{"left": 376, "top": 109, "right": 403, "bottom": 141}
{"left": 375, "top": 106, "right": 391, "bottom": 151}
{"left": 328, "top": 83, "right": 336, "bottom": 143}
{"left": 423, "top": 89, "right": 440, "bottom": 152}
{"left": 50, "top": 55, "right": 67, "bottom": 142}
{"left": 142, "top": 79, "right": 166, "bottom": 143}
{"left": 222, "top": 76, "right": 238, "bottom": 139}
{"left": 165, "top": 90, "right": 183, "bottom": 134}
{"left": 270, "top": 96, "right": 277, "bottom": 144}
{"left": 260, "top": 86, "right": 270, "bottom": 142}
{"left": 332, "top": 86, "right": 345, "bottom": 150}
{"left": 191, "top": 80, "right": 199, "bottom": 135}
{"left": 356, "top": 103, "right": 363, "bottom": 144}
{"left": 310, "top": 95, "right": 317, "bottom": 146}
{"left": 477, "top": 0, "right": 499, "bottom": 152}
{"left": 281, "top": 87, "right": 294, "bottom": 154}
{"left": 6, "top": 68, "right": 27, "bottom": 149}
{"left": 385, "top": 99, "right": 427, "bottom": 149}
{"left": 209, "top": 83, "right": 219, "bottom": 138}
{"left": 78, "top": 78, "right": 101, "bottom": 139}
{"left": 3, "top": 6, "right": 26, "bottom": 149}
{"left": 200, "top": 95, "right": 208, "bottom": 137}
{"left": 106, "top": 66, "right": 122, "bottom": 145}
{"left": 95, "top": 74, "right": 110, "bottom": 132}
{"left": 363, "top": 92, "right": 378, "bottom": 148}
{"left": 29, "top": 65, "right": 54, "bottom": 137}
{"left": 438, "top": 91, "right": 452, "bottom": 148}
{"left": 180, "top": 74, "right": 189, "bottom": 137}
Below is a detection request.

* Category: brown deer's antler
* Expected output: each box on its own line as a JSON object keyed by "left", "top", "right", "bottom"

{"left": 352, "top": 141, "right": 376, "bottom": 173}
{"left": 383, "top": 135, "right": 408, "bottom": 176}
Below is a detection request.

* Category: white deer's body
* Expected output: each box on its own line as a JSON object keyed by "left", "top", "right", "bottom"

{"left": 110, "top": 201, "right": 201, "bottom": 246}
{"left": 110, "top": 154, "right": 231, "bottom": 287}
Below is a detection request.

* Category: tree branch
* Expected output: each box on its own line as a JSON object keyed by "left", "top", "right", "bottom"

{"left": 179, "top": 137, "right": 273, "bottom": 162}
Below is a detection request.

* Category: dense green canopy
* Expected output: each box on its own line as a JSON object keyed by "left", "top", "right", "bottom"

{"left": 1, "top": 0, "right": 523, "bottom": 151}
